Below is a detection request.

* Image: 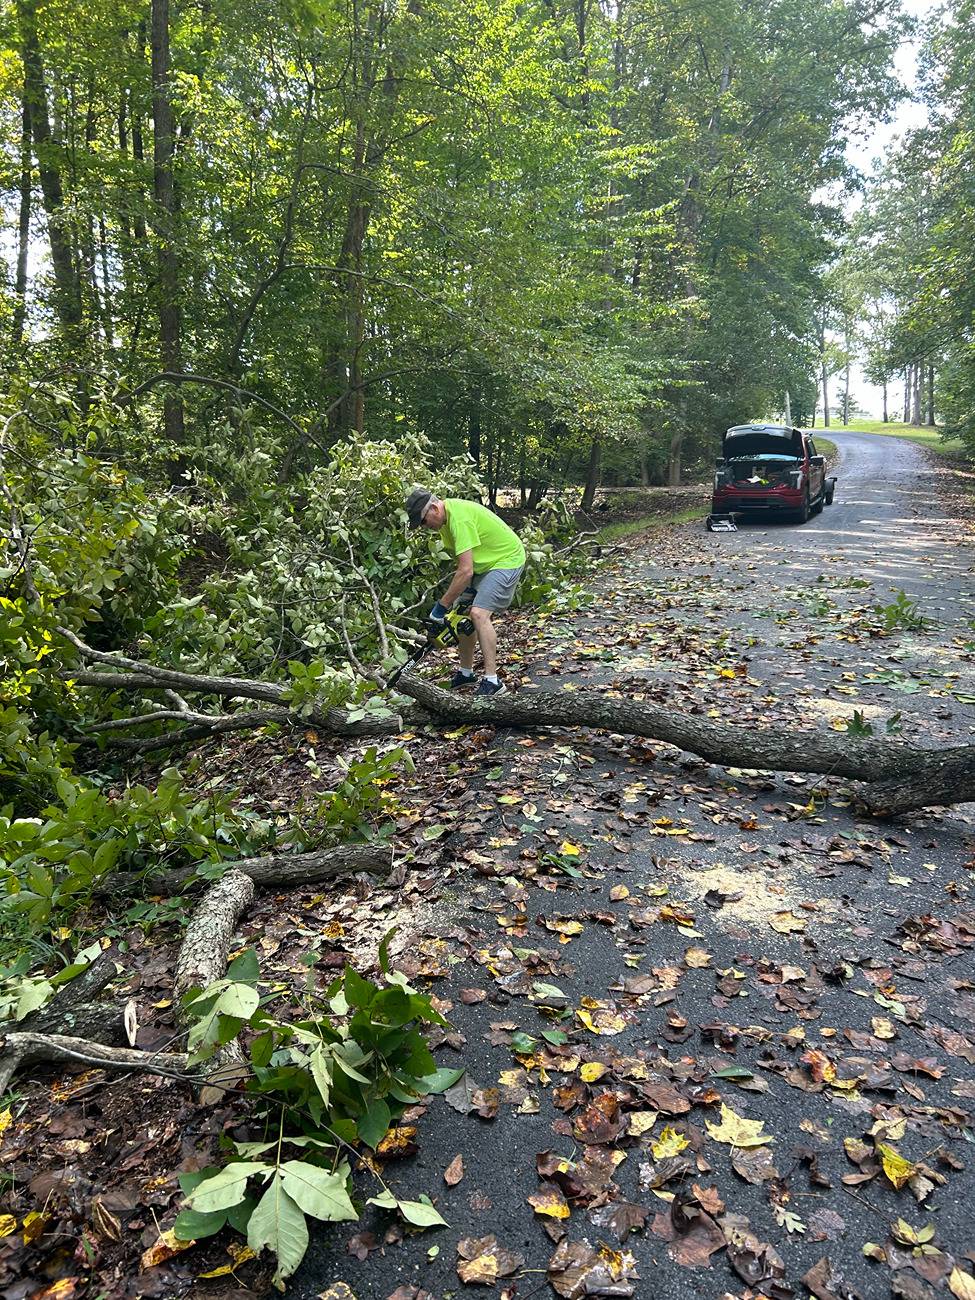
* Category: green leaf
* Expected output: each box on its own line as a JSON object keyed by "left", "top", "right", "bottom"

{"left": 310, "top": 1047, "right": 332, "bottom": 1106}
{"left": 357, "top": 1097, "right": 392, "bottom": 1150}
{"left": 173, "top": 1207, "right": 227, "bottom": 1241}
{"left": 510, "top": 1032, "right": 537, "bottom": 1054}
{"left": 416, "top": 1067, "right": 465, "bottom": 1094}
{"left": 378, "top": 926, "right": 397, "bottom": 974}
{"left": 251, "top": 1030, "right": 274, "bottom": 1068}
{"left": 247, "top": 1175, "right": 309, "bottom": 1285}
{"left": 712, "top": 1066, "right": 755, "bottom": 1080}
{"left": 368, "top": 1188, "right": 446, "bottom": 1227}
{"left": 15, "top": 978, "right": 54, "bottom": 1021}
{"left": 184, "top": 1162, "right": 268, "bottom": 1214}
{"left": 278, "top": 1161, "right": 357, "bottom": 1222}
{"left": 542, "top": 1029, "right": 569, "bottom": 1045}
{"left": 187, "top": 982, "right": 260, "bottom": 1055}
{"left": 226, "top": 948, "right": 260, "bottom": 984}
{"left": 343, "top": 965, "right": 376, "bottom": 1011}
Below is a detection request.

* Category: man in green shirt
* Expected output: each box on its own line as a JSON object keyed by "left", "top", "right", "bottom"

{"left": 406, "top": 487, "right": 525, "bottom": 696}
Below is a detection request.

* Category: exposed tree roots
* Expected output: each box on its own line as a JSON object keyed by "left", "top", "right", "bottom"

{"left": 397, "top": 672, "right": 975, "bottom": 817}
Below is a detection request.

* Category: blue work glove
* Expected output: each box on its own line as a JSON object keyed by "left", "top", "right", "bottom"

{"left": 428, "top": 601, "right": 449, "bottom": 623}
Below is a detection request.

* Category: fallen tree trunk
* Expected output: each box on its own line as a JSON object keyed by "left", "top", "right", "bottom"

{"left": 174, "top": 870, "right": 255, "bottom": 1002}
{"left": 397, "top": 673, "right": 975, "bottom": 817}
{"left": 103, "top": 842, "right": 393, "bottom": 897}
{"left": 21, "top": 951, "right": 123, "bottom": 1045}
{"left": 0, "top": 1031, "right": 189, "bottom": 1095}
{"left": 174, "top": 869, "right": 256, "bottom": 1078}
{"left": 68, "top": 666, "right": 401, "bottom": 742}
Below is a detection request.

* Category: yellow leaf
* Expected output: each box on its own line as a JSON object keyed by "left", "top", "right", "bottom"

{"left": 547, "top": 919, "right": 584, "bottom": 937}
{"left": 458, "top": 1253, "right": 499, "bottom": 1285}
{"left": 871, "top": 1017, "right": 897, "bottom": 1040}
{"left": 769, "top": 911, "right": 806, "bottom": 933}
{"left": 141, "top": 1228, "right": 195, "bottom": 1270}
{"left": 627, "top": 1110, "right": 658, "bottom": 1138}
{"left": 559, "top": 841, "right": 582, "bottom": 856}
{"left": 684, "top": 947, "right": 712, "bottom": 968}
{"left": 577, "top": 1008, "right": 626, "bottom": 1036}
{"left": 528, "top": 1187, "right": 571, "bottom": 1220}
{"left": 22, "top": 1210, "right": 47, "bottom": 1244}
{"left": 0, "top": 1215, "right": 16, "bottom": 1238}
{"left": 0, "top": 1108, "right": 11, "bottom": 1136}
{"left": 718, "top": 668, "right": 736, "bottom": 679}
{"left": 651, "top": 1126, "right": 689, "bottom": 1158}
{"left": 580, "top": 1062, "right": 608, "bottom": 1083}
{"left": 198, "top": 1264, "right": 235, "bottom": 1279}
{"left": 705, "top": 1103, "right": 773, "bottom": 1148}
{"left": 949, "top": 1267, "right": 975, "bottom": 1300}
{"left": 878, "top": 1143, "right": 916, "bottom": 1190}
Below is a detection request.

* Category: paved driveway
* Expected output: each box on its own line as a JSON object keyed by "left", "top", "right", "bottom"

{"left": 294, "top": 432, "right": 975, "bottom": 1300}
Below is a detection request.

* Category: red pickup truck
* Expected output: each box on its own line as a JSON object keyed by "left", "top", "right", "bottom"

{"left": 711, "top": 424, "right": 835, "bottom": 524}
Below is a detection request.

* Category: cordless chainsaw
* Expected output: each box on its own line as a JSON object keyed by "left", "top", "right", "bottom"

{"left": 386, "top": 606, "right": 475, "bottom": 688}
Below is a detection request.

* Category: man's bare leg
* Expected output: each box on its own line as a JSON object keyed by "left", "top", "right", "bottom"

{"left": 458, "top": 629, "right": 477, "bottom": 672}
{"left": 470, "top": 607, "right": 497, "bottom": 677}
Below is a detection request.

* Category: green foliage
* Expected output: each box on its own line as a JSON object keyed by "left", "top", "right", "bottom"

{"left": 875, "top": 590, "right": 931, "bottom": 634}
{"left": 178, "top": 940, "right": 457, "bottom": 1286}
{"left": 0, "top": 768, "right": 274, "bottom": 929}
{"left": 0, "top": 940, "right": 101, "bottom": 1023}
{"left": 298, "top": 745, "right": 412, "bottom": 845}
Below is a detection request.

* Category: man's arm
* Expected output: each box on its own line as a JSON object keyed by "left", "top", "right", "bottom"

{"left": 431, "top": 550, "right": 474, "bottom": 618}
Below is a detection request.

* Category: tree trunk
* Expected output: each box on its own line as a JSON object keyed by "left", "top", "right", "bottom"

{"left": 468, "top": 382, "right": 481, "bottom": 466}
{"left": 911, "top": 361, "right": 922, "bottom": 426}
{"left": 842, "top": 328, "right": 850, "bottom": 425}
{"left": 820, "top": 313, "right": 830, "bottom": 428}
{"left": 527, "top": 480, "right": 546, "bottom": 511}
{"left": 398, "top": 673, "right": 975, "bottom": 818}
{"left": 131, "top": 26, "right": 148, "bottom": 245}
{"left": 580, "top": 437, "right": 601, "bottom": 512}
{"left": 926, "top": 364, "right": 935, "bottom": 426}
{"left": 17, "top": 0, "right": 84, "bottom": 351}
{"left": 882, "top": 379, "right": 888, "bottom": 423}
{"left": 150, "top": 0, "right": 185, "bottom": 454}
{"left": 173, "top": 870, "right": 255, "bottom": 1071}
{"left": 639, "top": 447, "right": 649, "bottom": 487}
{"left": 108, "top": 844, "right": 393, "bottom": 898}
{"left": 903, "top": 368, "right": 910, "bottom": 422}
{"left": 11, "top": 88, "right": 31, "bottom": 349}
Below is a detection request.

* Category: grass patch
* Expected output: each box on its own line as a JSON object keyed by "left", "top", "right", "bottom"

{"left": 815, "top": 437, "right": 838, "bottom": 461}
{"left": 597, "top": 505, "right": 709, "bottom": 543}
{"left": 806, "top": 420, "right": 968, "bottom": 457}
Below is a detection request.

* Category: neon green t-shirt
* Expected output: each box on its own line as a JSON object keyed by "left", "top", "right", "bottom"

{"left": 441, "top": 499, "right": 526, "bottom": 574}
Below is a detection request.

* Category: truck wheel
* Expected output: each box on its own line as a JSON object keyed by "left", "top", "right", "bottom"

{"left": 812, "top": 488, "right": 824, "bottom": 515}
{"left": 825, "top": 482, "right": 835, "bottom": 505}
{"left": 793, "top": 492, "right": 810, "bottom": 524}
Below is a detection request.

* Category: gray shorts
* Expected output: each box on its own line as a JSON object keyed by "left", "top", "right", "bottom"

{"left": 461, "top": 565, "right": 524, "bottom": 613}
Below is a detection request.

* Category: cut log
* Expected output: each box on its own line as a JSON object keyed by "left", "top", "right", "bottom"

{"left": 103, "top": 843, "right": 393, "bottom": 898}
{"left": 174, "top": 869, "right": 256, "bottom": 1002}
{"left": 174, "top": 869, "right": 256, "bottom": 1076}
{"left": 397, "top": 673, "right": 975, "bottom": 816}
{"left": 19, "top": 951, "right": 123, "bottom": 1044}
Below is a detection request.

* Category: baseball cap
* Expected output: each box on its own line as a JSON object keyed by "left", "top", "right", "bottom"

{"left": 405, "top": 486, "right": 434, "bottom": 529}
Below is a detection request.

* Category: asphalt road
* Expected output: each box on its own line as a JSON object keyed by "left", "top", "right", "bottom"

{"left": 293, "top": 432, "right": 975, "bottom": 1300}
